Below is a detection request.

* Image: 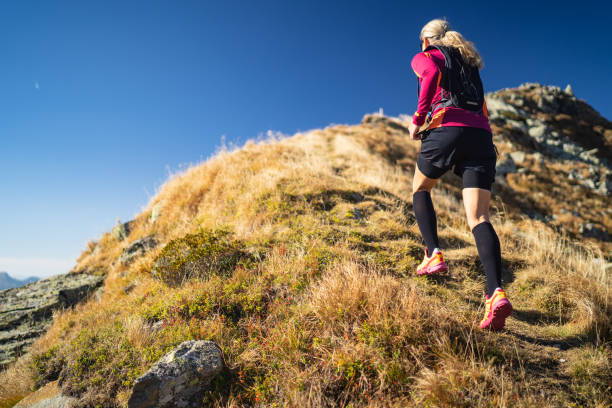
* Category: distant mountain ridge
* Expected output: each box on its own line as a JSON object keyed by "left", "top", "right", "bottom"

{"left": 0, "top": 271, "right": 39, "bottom": 291}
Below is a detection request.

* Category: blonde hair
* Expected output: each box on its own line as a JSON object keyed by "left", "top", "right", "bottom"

{"left": 420, "top": 18, "right": 484, "bottom": 69}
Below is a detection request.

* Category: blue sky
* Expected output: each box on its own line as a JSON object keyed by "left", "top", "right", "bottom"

{"left": 1, "top": 0, "right": 609, "bottom": 278}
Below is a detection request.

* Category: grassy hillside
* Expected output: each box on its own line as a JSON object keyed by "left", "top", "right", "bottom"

{"left": 1, "top": 86, "right": 610, "bottom": 407}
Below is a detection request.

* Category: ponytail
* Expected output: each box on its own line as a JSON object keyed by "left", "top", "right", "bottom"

{"left": 420, "top": 19, "right": 484, "bottom": 69}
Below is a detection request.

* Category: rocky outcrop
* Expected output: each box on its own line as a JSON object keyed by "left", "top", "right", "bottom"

{"left": 0, "top": 273, "right": 104, "bottom": 368}
{"left": 128, "top": 340, "right": 225, "bottom": 408}
{"left": 13, "top": 381, "right": 77, "bottom": 408}
{"left": 483, "top": 83, "right": 611, "bottom": 243}
{"left": 486, "top": 83, "right": 610, "bottom": 178}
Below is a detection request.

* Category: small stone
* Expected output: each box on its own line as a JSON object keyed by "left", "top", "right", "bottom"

{"left": 496, "top": 154, "right": 517, "bottom": 177}
{"left": 505, "top": 119, "right": 528, "bottom": 133}
{"left": 509, "top": 151, "right": 526, "bottom": 165}
{"left": 562, "top": 143, "right": 581, "bottom": 155}
{"left": 564, "top": 84, "right": 573, "bottom": 96}
{"left": 528, "top": 125, "right": 547, "bottom": 140}
{"left": 112, "top": 220, "right": 132, "bottom": 241}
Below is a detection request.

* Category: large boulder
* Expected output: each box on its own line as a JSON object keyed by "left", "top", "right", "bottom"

{"left": 128, "top": 340, "right": 225, "bottom": 408}
{"left": 0, "top": 273, "right": 104, "bottom": 368}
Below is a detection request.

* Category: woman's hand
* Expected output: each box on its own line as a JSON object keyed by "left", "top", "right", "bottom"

{"left": 411, "top": 124, "right": 423, "bottom": 140}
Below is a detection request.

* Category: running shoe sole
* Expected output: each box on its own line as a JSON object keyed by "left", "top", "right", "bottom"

{"left": 480, "top": 298, "right": 513, "bottom": 330}
{"left": 416, "top": 261, "right": 448, "bottom": 276}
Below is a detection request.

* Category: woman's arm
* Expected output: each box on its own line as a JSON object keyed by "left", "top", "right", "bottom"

{"left": 411, "top": 52, "right": 441, "bottom": 126}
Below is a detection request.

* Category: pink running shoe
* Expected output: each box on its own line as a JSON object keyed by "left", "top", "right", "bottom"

{"left": 416, "top": 248, "right": 449, "bottom": 276}
{"left": 479, "top": 288, "right": 513, "bottom": 330}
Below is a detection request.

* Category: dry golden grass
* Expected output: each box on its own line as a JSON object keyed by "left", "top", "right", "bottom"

{"left": 1, "top": 115, "right": 609, "bottom": 407}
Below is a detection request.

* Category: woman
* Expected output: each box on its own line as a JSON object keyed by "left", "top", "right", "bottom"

{"left": 409, "top": 18, "right": 512, "bottom": 330}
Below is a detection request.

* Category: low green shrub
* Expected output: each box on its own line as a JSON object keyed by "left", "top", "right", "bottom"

{"left": 152, "top": 228, "right": 250, "bottom": 286}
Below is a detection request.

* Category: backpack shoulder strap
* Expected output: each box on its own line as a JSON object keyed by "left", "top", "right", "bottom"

{"left": 422, "top": 45, "right": 455, "bottom": 113}
{"left": 423, "top": 45, "right": 452, "bottom": 69}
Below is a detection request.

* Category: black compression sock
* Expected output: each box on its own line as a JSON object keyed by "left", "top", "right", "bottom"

{"left": 413, "top": 191, "right": 440, "bottom": 254}
{"left": 472, "top": 221, "right": 503, "bottom": 297}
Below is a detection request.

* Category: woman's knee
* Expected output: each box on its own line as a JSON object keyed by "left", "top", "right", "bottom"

{"left": 412, "top": 182, "right": 433, "bottom": 194}
{"left": 467, "top": 215, "right": 490, "bottom": 231}
{"left": 412, "top": 169, "right": 437, "bottom": 194}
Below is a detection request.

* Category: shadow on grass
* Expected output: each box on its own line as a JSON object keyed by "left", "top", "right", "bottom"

{"left": 511, "top": 308, "right": 569, "bottom": 326}
{"left": 504, "top": 328, "right": 587, "bottom": 350}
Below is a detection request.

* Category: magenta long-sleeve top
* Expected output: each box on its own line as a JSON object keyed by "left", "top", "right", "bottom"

{"left": 411, "top": 48, "right": 491, "bottom": 133}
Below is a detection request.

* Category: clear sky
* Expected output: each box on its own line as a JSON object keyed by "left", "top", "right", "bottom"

{"left": 1, "top": 0, "right": 609, "bottom": 279}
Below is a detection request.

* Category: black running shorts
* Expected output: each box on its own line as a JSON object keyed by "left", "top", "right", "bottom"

{"left": 416, "top": 126, "right": 498, "bottom": 190}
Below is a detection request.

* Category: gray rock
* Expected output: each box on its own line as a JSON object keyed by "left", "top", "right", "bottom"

{"left": 0, "top": 273, "right": 104, "bottom": 368}
{"left": 562, "top": 143, "right": 581, "bottom": 155}
{"left": 112, "top": 220, "right": 133, "bottom": 241}
{"left": 528, "top": 125, "right": 547, "bottom": 141}
{"left": 505, "top": 119, "right": 528, "bottom": 133}
{"left": 509, "top": 151, "right": 526, "bottom": 165}
{"left": 128, "top": 340, "right": 225, "bottom": 408}
{"left": 119, "top": 235, "right": 158, "bottom": 266}
{"left": 564, "top": 84, "right": 573, "bottom": 96}
{"left": 485, "top": 97, "right": 519, "bottom": 119}
{"left": 496, "top": 154, "right": 517, "bottom": 177}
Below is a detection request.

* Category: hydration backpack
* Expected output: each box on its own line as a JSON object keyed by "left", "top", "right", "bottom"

{"left": 417, "top": 45, "right": 484, "bottom": 119}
